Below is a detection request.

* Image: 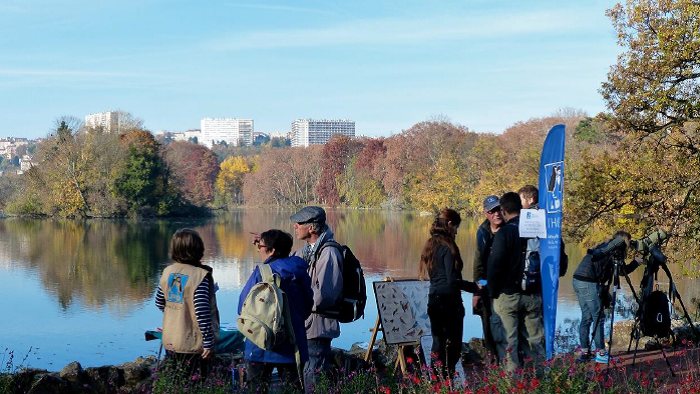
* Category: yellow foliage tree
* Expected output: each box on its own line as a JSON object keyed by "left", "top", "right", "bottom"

{"left": 215, "top": 156, "right": 250, "bottom": 206}
{"left": 407, "top": 154, "right": 470, "bottom": 212}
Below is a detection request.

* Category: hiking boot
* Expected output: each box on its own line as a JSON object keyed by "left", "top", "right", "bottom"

{"left": 594, "top": 350, "right": 609, "bottom": 364}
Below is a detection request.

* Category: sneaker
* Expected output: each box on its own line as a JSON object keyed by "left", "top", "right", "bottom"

{"left": 575, "top": 348, "right": 592, "bottom": 362}
{"left": 594, "top": 350, "right": 609, "bottom": 364}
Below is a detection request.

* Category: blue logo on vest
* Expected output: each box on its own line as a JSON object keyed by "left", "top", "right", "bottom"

{"left": 167, "top": 273, "right": 189, "bottom": 303}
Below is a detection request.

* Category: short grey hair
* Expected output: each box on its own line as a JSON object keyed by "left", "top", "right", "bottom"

{"left": 309, "top": 222, "right": 328, "bottom": 235}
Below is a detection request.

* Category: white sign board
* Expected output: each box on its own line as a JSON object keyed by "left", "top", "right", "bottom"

{"left": 519, "top": 209, "right": 547, "bottom": 238}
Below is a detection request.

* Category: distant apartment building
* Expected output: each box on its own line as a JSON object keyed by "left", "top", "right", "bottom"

{"left": 200, "top": 118, "right": 253, "bottom": 148}
{"left": 0, "top": 138, "right": 29, "bottom": 158}
{"left": 184, "top": 129, "right": 201, "bottom": 142}
{"left": 85, "top": 111, "right": 121, "bottom": 133}
{"left": 291, "top": 119, "right": 355, "bottom": 147}
{"left": 19, "top": 155, "right": 33, "bottom": 171}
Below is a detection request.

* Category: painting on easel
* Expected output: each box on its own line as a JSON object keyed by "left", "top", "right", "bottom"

{"left": 373, "top": 280, "right": 430, "bottom": 345}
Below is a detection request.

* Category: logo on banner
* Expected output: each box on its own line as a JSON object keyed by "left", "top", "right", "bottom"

{"left": 545, "top": 161, "right": 563, "bottom": 213}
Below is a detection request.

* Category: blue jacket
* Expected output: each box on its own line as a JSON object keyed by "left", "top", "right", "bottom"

{"left": 238, "top": 255, "right": 313, "bottom": 363}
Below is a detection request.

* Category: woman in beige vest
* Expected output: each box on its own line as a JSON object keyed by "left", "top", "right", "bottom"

{"left": 155, "top": 228, "right": 220, "bottom": 377}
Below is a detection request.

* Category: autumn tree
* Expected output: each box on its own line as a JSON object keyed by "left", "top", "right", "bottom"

{"left": 567, "top": 0, "right": 700, "bottom": 273}
{"left": 243, "top": 146, "right": 323, "bottom": 206}
{"left": 315, "top": 135, "right": 363, "bottom": 206}
{"left": 31, "top": 118, "right": 91, "bottom": 217}
{"left": 215, "top": 155, "right": 250, "bottom": 206}
{"left": 337, "top": 138, "right": 388, "bottom": 207}
{"left": 163, "top": 141, "right": 219, "bottom": 206}
{"left": 382, "top": 121, "right": 479, "bottom": 211}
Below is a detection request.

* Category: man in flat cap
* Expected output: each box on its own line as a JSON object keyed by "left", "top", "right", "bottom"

{"left": 290, "top": 206, "right": 343, "bottom": 391}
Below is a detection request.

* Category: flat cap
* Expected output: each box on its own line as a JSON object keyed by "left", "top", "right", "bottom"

{"left": 290, "top": 206, "right": 326, "bottom": 224}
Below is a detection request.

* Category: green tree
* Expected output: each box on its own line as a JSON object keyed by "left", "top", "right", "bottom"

{"left": 114, "top": 130, "right": 174, "bottom": 215}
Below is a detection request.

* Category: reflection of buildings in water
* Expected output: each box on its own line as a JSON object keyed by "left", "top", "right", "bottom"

{"left": 205, "top": 256, "right": 257, "bottom": 290}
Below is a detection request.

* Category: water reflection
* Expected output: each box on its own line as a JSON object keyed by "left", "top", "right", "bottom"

{"left": 0, "top": 210, "right": 697, "bottom": 370}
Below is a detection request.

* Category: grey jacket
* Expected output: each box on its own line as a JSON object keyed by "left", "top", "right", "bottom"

{"left": 292, "top": 229, "right": 343, "bottom": 340}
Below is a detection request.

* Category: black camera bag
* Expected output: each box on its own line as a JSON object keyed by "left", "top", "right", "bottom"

{"left": 641, "top": 290, "right": 672, "bottom": 338}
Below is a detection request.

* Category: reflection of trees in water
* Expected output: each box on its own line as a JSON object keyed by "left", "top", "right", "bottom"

{"left": 0, "top": 219, "right": 173, "bottom": 311}
{"left": 2, "top": 211, "right": 696, "bottom": 316}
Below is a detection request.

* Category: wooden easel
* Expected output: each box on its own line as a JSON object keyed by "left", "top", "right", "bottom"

{"left": 364, "top": 277, "right": 419, "bottom": 375}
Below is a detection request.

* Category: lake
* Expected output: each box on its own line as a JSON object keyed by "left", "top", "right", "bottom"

{"left": 1, "top": 209, "right": 697, "bottom": 371}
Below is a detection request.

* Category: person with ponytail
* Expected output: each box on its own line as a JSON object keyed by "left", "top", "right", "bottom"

{"left": 419, "top": 208, "right": 480, "bottom": 378}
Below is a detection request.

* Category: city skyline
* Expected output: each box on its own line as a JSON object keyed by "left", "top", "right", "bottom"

{"left": 1, "top": 0, "right": 619, "bottom": 139}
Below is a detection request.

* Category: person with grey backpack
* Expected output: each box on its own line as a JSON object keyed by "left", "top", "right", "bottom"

{"left": 238, "top": 229, "right": 313, "bottom": 392}
{"left": 290, "top": 206, "right": 344, "bottom": 392}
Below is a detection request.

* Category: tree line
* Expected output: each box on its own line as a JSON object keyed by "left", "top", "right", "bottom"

{"left": 0, "top": 0, "right": 697, "bottom": 274}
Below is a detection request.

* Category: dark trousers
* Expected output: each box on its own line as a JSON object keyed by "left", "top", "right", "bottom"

{"left": 163, "top": 351, "right": 213, "bottom": 379}
{"left": 303, "top": 338, "right": 333, "bottom": 393}
{"left": 428, "top": 294, "right": 464, "bottom": 378}
{"left": 245, "top": 361, "right": 302, "bottom": 393}
{"left": 474, "top": 292, "right": 499, "bottom": 361}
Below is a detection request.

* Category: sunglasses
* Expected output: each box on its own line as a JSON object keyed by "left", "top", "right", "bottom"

{"left": 487, "top": 208, "right": 501, "bottom": 214}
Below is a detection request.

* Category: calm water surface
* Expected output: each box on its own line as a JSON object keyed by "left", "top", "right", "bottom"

{"left": 1, "top": 209, "right": 697, "bottom": 371}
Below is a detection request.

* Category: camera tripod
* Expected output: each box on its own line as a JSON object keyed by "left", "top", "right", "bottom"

{"left": 626, "top": 250, "right": 698, "bottom": 376}
{"left": 589, "top": 255, "right": 640, "bottom": 371}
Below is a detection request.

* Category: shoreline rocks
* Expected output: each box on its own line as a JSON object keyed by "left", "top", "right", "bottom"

{"left": 1, "top": 357, "right": 158, "bottom": 394}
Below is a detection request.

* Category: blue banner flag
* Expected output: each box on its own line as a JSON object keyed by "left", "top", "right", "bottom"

{"left": 538, "top": 124, "right": 566, "bottom": 360}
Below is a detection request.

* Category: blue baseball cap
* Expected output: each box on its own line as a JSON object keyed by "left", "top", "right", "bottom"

{"left": 483, "top": 195, "right": 500, "bottom": 212}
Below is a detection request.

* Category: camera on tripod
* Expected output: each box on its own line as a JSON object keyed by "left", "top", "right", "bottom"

{"left": 630, "top": 229, "right": 669, "bottom": 265}
{"left": 588, "top": 234, "right": 628, "bottom": 262}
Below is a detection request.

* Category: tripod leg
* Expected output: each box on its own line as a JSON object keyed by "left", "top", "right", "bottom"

{"left": 627, "top": 321, "right": 638, "bottom": 353}
{"left": 660, "top": 263, "right": 698, "bottom": 335}
{"left": 607, "top": 292, "right": 617, "bottom": 369}
{"left": 589, "top": 302, "right": 605, "bottom": 357}
{"left": 632, "top": 334, "right": 641, "bottom": 366}
{"left": 621, "top": 270, "right": 640, "bottom": 304}
{"left": 658, "top": 337, "right": 676, "bottom": 377}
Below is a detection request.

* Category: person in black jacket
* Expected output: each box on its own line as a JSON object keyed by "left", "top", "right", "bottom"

{"left": 487, "top": 192, "right": 544, "bottom": 372}
{"left": 419, "top": 208, "right": 479, "bottom": 378}
{"left": 472, "top": 195, "right": 504, "bottom": 362}
{"left": 572, "top": 231, "right": 641, "bottom": 362}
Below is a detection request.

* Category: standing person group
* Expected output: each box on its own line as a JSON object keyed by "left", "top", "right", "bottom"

{"left": 155, "top": 206, "right": 346, "bottom": 393}
{"left": 156, "top": 193, "right": 576, "bottom": 387}
{"left": 473, "top": 186, "right": 567, "bottom": 373}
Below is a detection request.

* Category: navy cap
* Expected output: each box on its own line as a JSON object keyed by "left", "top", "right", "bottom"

{"left": 290, "top": 206, "right": 326, "bottom": 224}
{"left": 483, "top": 195, "right": 500, "bottom": 212}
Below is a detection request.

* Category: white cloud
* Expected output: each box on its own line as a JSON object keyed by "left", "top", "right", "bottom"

{"left": 205, "top": 9, "right": 592, "bottom": 51}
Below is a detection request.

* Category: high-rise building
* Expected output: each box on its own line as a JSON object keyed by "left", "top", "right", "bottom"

{"left": 200, "top": 118, "right": 253, "bottom": 148}
{"left": 291, "top": 119, "right": 355, "bottom": 147}
{"left": 85, "top": 111, "right": 121, "bottom": 133}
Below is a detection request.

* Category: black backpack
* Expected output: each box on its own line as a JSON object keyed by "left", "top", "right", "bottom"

{"left": 315, "top": 241, "right": 367, "bottom": 323}
{"left": 641, "top": 290, "right": 672, "bottom": 338}
{"left": 521, "top": 238, "right": 541, "bottom": 294}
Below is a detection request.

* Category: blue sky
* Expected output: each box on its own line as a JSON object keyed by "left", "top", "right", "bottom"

{"left": 0, "top": 0, "right": 620, "bottom": 139}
